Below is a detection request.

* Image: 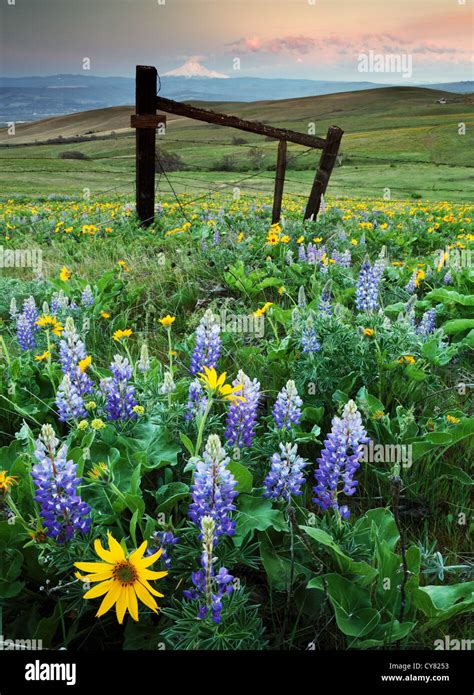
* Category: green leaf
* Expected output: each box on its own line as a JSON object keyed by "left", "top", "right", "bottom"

{"left": 425, "top": 289, "right": 474, "bottom": 306}
{"left": 442, "top": 319, "right": 474, "bottom": 335}
{"left": 234, "top": 495, "right": 287, "bottom": 547}
{"left": 319, "top": 573, "right": 380, "bottom": 638}
{"left": 412, "top": 581, "right": 474, "bottom": 625}
{"left": 260, "top": 534, "right": 311, "bottom": 590}
{"left": 300, "top": 525, "right": 378, "bottom": 584}
{"left": 154, "top": 482, "right": 190, "bottom": 512}
{"left": 227, "top": 461, "right": 253, "bottom": 493}
{"left": 129, "top": 509, "right": 139, "bottom": 547}
{"left": 179, "top": 432, "right": 194, "bottom": 457}
{"left": 352, "top": 508, "right": 399, "bottom": 553}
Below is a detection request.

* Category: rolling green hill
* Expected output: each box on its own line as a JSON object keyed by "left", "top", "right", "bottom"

{"left": 1, "top": 87, "right": 473, "bottom": 200}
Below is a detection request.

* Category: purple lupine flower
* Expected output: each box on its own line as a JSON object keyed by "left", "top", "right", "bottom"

{"left": 183, "top": 515, "right": 234, "bottom": 624}
{"left": 224, "top": 370, "right": 260, "bottom": 448}
{"left": 16, "top": 296, "right": 38, "bottom": 350}
{"left": 300, "top": 317, "right": 320, "bottom": 353}
{"left": 189, "top": 434, "right": 237, "bottom": 538}
{"left": 355, "top": 257, "right": 381, "bottom": 311}
{"left": 81, "top": 285, "right": 94, "bottom": 307}
{"left": 404, "top": 270, "right": 417, "bottom": 294}
{"left": 31, "top": 424, "right": 91, "bottom": 543}
{"left": 59, "top": 318, "right": 93, "bottom": 395}
{"left": 56, "top": 374, "right": 87, "bottom": 422}
{"left": 50, "top": 291, "right": 69, "bottom": 316}
{"left": 263, "top": 442, "right": 308, "bottom": 503}
{"left": 273, "top": 379, "right": 302, "bottom": 430}
{"left": 100, "top": 355, "right": 138, "bottom": 421}
{"left": 148, "top": 530, "right": 179, "bottom": 569}
{"left": 185, "top": 379, "right": 208, "bottom": 421}
{"left": 319, "top": 283, "right": 332, "bottom": 316}
{"left": 190, "top": 309, "right": 221, "bottom": 375}
{"left": 417, "top": 308, "right": 436, "bottom": 337}
{"left": 313, "top": 399, "right": 368, "bottom": 519}
{"left": 298, "top": 244, "right": 307, "bottom": 262}
{"left": 341, "top": 250, "right": 352, "bottom": 268}
{"left": 444, "top": 271, "right": 452, "bottom": 285}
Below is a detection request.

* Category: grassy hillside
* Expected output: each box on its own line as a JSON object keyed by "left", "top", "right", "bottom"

{"left": 1, "top": 87, "right": 473, "bottom": 200}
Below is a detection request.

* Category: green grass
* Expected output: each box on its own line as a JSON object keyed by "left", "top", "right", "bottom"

{"left": 1, "top": 86, "right": 473, "bottom": 201}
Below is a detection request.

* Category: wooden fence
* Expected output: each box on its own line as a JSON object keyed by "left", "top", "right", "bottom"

{"left": 131, "top": 65, "right": 343, "bottom": 226}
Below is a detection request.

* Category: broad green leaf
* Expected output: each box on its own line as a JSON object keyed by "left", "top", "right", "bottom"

{"left": 227, "top": 460, "right": 253, "bottom": 493}
{"left": 234, "top": 495, "right": 287, "bottom": 546}
{"left": 300, "top": 525, "right": 378, "bottom": 584}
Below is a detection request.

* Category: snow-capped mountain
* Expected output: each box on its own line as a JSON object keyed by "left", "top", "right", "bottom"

{"left": 163, "top": 59, "right": 229, "bottom": 79}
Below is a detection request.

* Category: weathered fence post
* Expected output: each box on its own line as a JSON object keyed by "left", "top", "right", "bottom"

{"left": 304, "top": 125, "right": 343, "bottom": 221}
{"left": 272, "top": 139, "right": 287, "bottom": 224}
{"left": 135, "top": 65, "right": 157, "bottom": 226}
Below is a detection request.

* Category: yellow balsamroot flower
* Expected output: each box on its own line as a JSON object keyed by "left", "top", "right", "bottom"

{"left": 253, "top": 301, "right": 273, "bottom": 318}
{"left": 75, "top": 534, "right": 167, "bottom": 624}
{"left": 198, "top": 366, "right": 245, "bottom": 404}
{"left": 100, "top": 311, "right": 111, "bottom": 319}
{"left": 447, "top": 415, "right": 460, "bottom": 425}
{"left": 117, "top": 260, "right": 129, "bottom": 273}
{"left": 414, "top": 269, "right": 425, "bottom": 288}
{"left": 363, "top": 328, "right": 374, "bottom": 337}
{"left": 159, "top": 315, "right": 175, "bottom": 327}
{"left": 278, "top": 286, "right": 285, "bottom": 296}
{"left": 113, "top": 328, "right": 133, "bottom": 342}
{"left": 266, "top": 230, "right": 280, "bottom": 245}
{"left": 280, "top": 235, "right": 291, "bottom": 244}
{"left": 0, "top": 470, "right": 18, "bottom": 493}
{"left": 36, "top": 315, "right": 64, "bottom": 337}
{"left": 60, "top": 266, "right": 71, "bottom": 282}
{"left": 237, "top": 232, "right": 244, "bottom": 242}
{"left": 91, "top": 419, "right": 106, "bottom": 430}
{"left": 88, "top": 462, "right": 108, "bottom": 480}
{"left": 296, "top": 235, "right": 304, "bottom": 244}
{"left": 313, "top": 237, "right": 323, "bottom": 243}
{"left": 78, "top": 355, "right": 92, "bottom": 372}
{"left": 399, "top": 355, "right": 416, "bottom": 365}
{"left": 35, "top": 350, "right": 51, "bottom": 362}
{"left": 351, "top": 238, "right": 358, "bottom": 246}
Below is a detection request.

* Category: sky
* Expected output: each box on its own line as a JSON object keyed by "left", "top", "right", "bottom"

{"left": 0, "top": 0, "right": 472, "bottom": 82}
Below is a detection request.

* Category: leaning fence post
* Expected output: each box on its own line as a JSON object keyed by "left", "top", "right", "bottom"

{"left": 304, "top": 125, "right": 343, "bottom": 221}
{"left": 272, "top": 139, "right": 287, "bottom": 224}
{"left": 135, "top": 65, "right": 157, "bottom": 226}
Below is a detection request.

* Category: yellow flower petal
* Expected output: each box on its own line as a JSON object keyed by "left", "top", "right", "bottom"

{"left": 115, "top": 585, "right": 128, "bottom": 624}
{"left": 128, "top": 540, "right": 148, "bottom": 564}
{"left": 140, "top": 569, "right": 169, "bottom": 581}
{"left": 96, "top": 582, "right": 121, "bottom": 618}
{"left": 83, "top": 580, "right": 114, "bottom": 600}
{"left": 127, "top": 585, "right": 139, "bottom": 621}
{"left": 134, "top": 581, "right": 158, "bottom": 613}
{"left": 94, "top": 538, "right": 116, "bottom": 563}
{"left": 74, "top": 561, "right": 112, "bottom": 574}
{"left": 107, "top": 532, "right": 126, "bottom": 561}
{"left": 138, "top": 578, "right": 165, "bottom": 598}
{"left": 137, "top": 548, "right": 162, "bottom": 568}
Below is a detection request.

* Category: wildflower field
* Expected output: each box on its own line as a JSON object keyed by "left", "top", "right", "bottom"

{"left": 0, "top": 194, "right": 472, "bottom": 651}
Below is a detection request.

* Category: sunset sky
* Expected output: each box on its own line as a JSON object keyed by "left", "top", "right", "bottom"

{"left": 1, "top": 0, "right": 472, "bottom": 82}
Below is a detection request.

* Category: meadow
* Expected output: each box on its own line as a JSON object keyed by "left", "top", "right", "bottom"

{"left": 0, "top": 192, "right": 472, "bottom": 650}
{"left": 1, "top": 86, "right": 473, "bottom": 201}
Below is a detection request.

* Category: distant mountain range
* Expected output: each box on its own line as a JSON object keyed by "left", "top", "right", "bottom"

{"left": 1, "top": 73, "right": 472, "bottom": 124}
